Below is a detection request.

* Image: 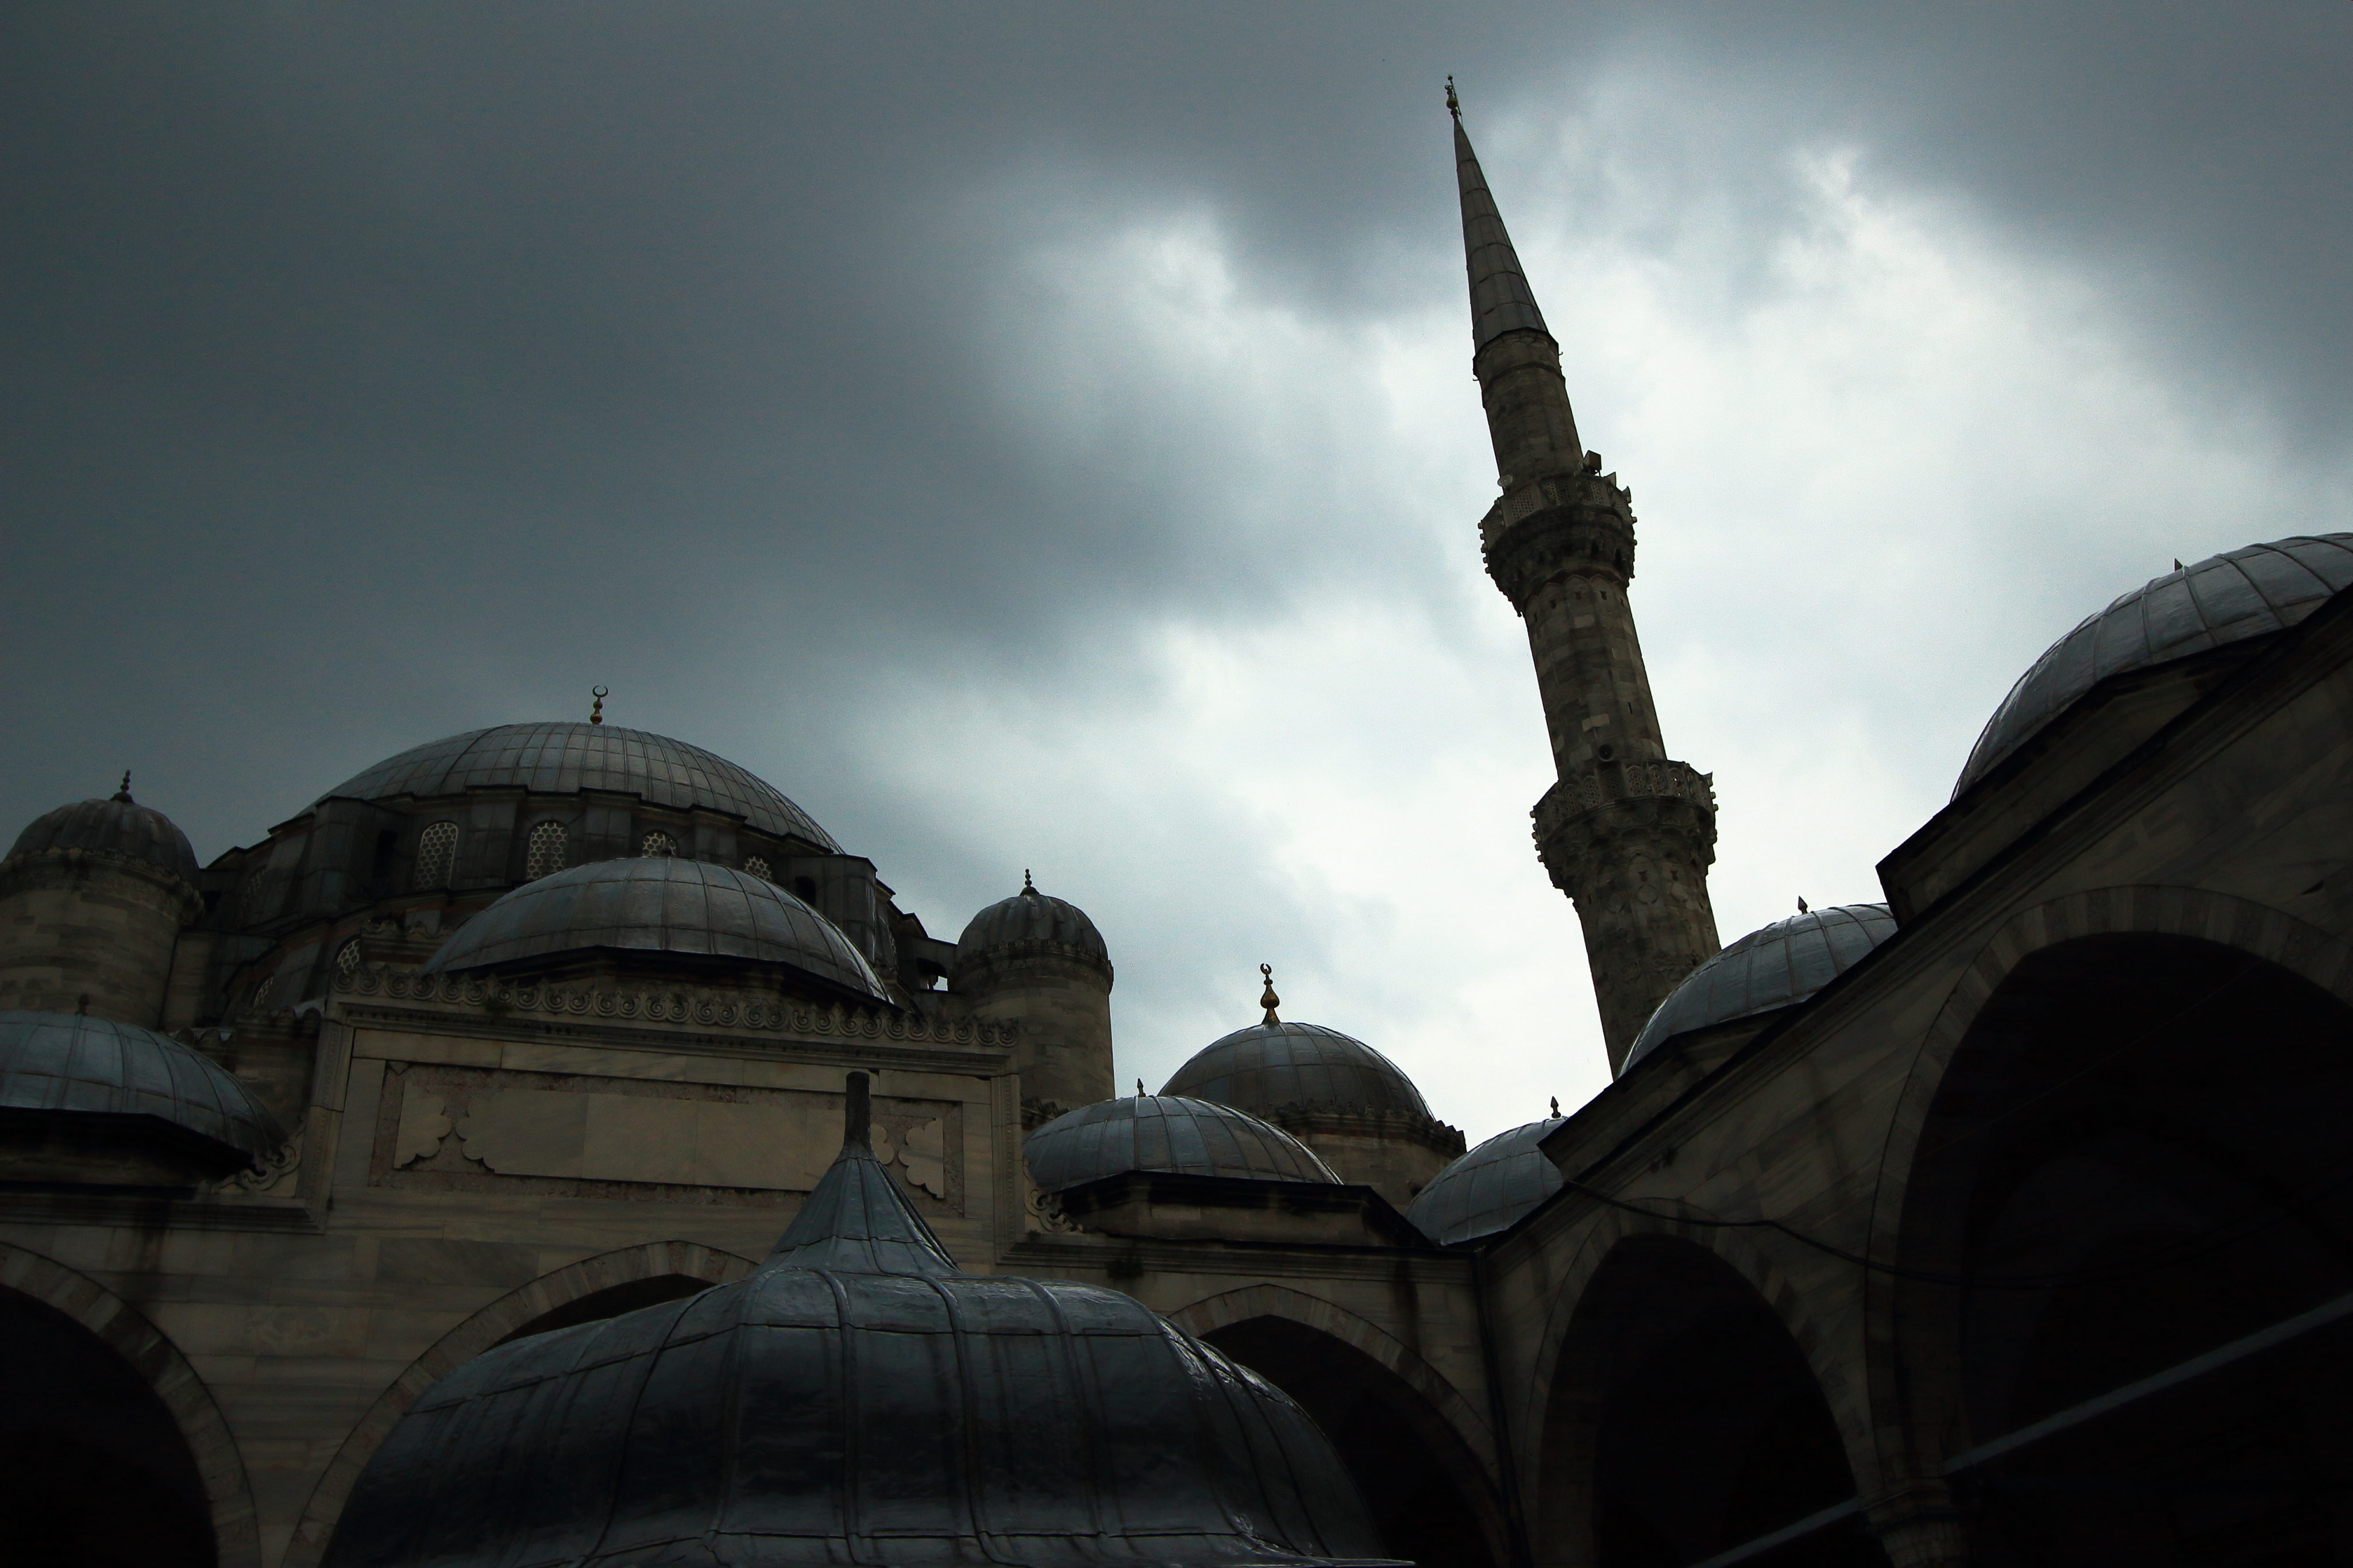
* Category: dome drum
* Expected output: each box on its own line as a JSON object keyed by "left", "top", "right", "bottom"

{"left": 1, "top": 798, "right": 205, "bottom": 1026}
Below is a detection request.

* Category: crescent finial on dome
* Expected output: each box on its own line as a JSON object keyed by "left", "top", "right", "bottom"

{"left": 1259, "top": 963, "right": 1280, "bottom": 1025}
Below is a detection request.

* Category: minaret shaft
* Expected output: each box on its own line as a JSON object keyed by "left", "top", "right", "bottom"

{"left": 1454, "top": 105, "right": 1720, "bottom": 1071}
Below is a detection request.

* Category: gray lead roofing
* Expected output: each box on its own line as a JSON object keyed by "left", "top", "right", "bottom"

{"left": 1404, "top": 1118, "right": 1565, "bottom": 1247}
{"left": 1622, "top": 903, "right": 1899, "bottom": 1074}
{"left": 1455, "top": 116, "right": 1550, "bottom": 349}
{"left": 1956, "top": 534, "right": 2353, "bottom": 795}
{"left": 324, "top": 1082, "right": 1399, "bottom": 1568}
{"left": 1163, "top": 1021, "right": 1431, "bottom": 1119}
{"left": 954, "top": 882, "right": 1108, "bottom": 964}
{"left": 7, "top": 795, "right": 201, "bottom": 885}
{"left": 422, "top": 856, "right": 889, "bottom": 1003}
{"left": 0, "top": 1010, "right": 282, "bottom": 1165}
{"left": 319, "top": 722, "right": 839, "bottom": 849}
{"left": 1024, "top": 1094, "right": 1341, "bottom": 1195}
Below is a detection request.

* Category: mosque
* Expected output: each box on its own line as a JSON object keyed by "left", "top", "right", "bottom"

{"left": 5, "top": 95, "right": 2353, "bottom": 1568}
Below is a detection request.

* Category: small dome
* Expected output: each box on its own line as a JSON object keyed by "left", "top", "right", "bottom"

{"left": 7, "top": 786, "right": 199, "bottom": 886}
{"left": 1025, "top": 1095, "right": 1341, "bottom": 1194}
{"left": 421, "top": 858, "right": 889, "bottom": 1003}
{"left": 0, "top": 1010, "right": 281, "bottom": 1168}
{"left": 320, "top": 723, "right": 838, "bottom": 849}
{"left": 1164, "top": 1021, "right": 1431, "bottom": 1119}
{"left": 326, "top": 1082, "right": 1394, "bottom": 1568}
{"left": 1404, "top": 1119, "right": 1564, "bottom": 1246}
{"left": 1957, "top": 535, "right": 2353, "bottom": 795}
{"left": 1624, "top": 903, "right": 1897, "bottom": 1073}
{"left": 954, "top": 879, "right": 1108, "bottom": 968}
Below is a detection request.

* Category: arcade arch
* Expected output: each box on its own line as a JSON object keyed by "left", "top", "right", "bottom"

{"left": 284, "top": 1239, "right": 756, "bottom": 1568}
{"left": 1890, "top": 930, "right": 2353, "bottom": 1562}
{"left": 1174, "top": 1285, "right": 1508, "bottom": 1568}
{"left": 1538, "top": 1233, "right": 1883, "bottom": 1568}
{"left": 0, "top": 1241, "right": 259, "bottom": 1568}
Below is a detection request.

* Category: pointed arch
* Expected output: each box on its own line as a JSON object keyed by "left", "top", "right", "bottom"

{"left": 1862, "top": 885, "right": 2353, "bottom": 1474}
{"left": 281, "top": 1238, "right": 757, "bottom": 1568}
{"left": 0, "top": 1238, "right": 261, "bottom": 1568}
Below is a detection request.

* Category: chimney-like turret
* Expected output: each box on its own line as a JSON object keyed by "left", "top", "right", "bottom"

{"left": 1449, "top": 84, "right": 1721, "bottom": 1071}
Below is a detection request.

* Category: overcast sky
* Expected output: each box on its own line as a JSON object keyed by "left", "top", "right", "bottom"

{"left": 6, "top": 4, "right": 2350, "bottom": 1142}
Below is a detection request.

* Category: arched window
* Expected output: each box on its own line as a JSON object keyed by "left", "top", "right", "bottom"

{"left": 792, "top": 876, "right": 818, "bottom": 903}
{"left": 334, "top": 939, "right": 364, "bottom": 980}
{"left": 526, "top": 821, "right": 569, "bottom": 881}
{"left": 743, "top": 856, "right": 772, "bottom": 882}
{"left": 639, "top": 831, "right": 677, "bottom": 858}
{"left": 414, "top": 821, "right": 459, "bottom": 888}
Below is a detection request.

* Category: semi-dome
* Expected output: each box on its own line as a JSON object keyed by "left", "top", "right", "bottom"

{"left": 1404, "top": 1118, "right": 1565, "bottom": 1246}
{"left": 7, "top": 782, "right": 200, "bottom": 886}
{"left": 1025, "top": 1094, "right": 1341, "bottom": 1195}
{"left": 954, "top": 878, "right": 1109, "bottom": 968}
{"left": 320, "top": 722, "right": 838, "bottom": 849}
{"left": 421, "top": 857, "right": 889, "bottom": 1003}
{"left": 325, "top": 1076, "right": 1397, "bottom": 1568}
{"left": 1622, "top": 903, "right": 1898, "bottom": 1073}
{"left": 0, "top": 1010, "right": 282, "bottom": 1170}
{"left": 1957, "top": 535, "right": 2353, "bottom": 795}
{"left": 1164, "top": 1021, "right": 1431, "bottom": 1119}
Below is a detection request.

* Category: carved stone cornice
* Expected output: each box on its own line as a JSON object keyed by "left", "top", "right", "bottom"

{"left": 334, "top": 963, "right": 1013, "bottom": 1048}
{"left": 1480, "top": 473, "right": 1639, "bottom": 612}
{"left": 948, "top": 938, "right": 1114, "bottom": 990}
{"left": 1532, "top": 761, "right": 1719, "bottom": 895}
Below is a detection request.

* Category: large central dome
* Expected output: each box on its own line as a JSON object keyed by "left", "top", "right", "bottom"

{"left": 319, "top": 723, "right": 838, "bottom": 850}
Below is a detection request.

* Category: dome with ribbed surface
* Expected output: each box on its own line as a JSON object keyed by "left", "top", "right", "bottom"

{"left": 1622, "top": 903, "right": 1898, "bottom": 1074}
{"left": 1163, "top": 1022, "right": 1430, "bottom": 1119}
{"left": 325, "top": 1080, "right": 1397, "bottom": 1568}
{"left": 954, "top": 882, "right": 1108, "bottom": 969}
{"left": 320, "top": 723, "right": 838, "bottom": 849}
{"left": 422, "top": 858, "right": 888, "bottom": 1003}
{"left": 1025, "top": 1095, "right": 1341, "bottom": 1195}
{"left": 0, "top": 1010, "right": 282, "bottom": 1168}
{"left": 1405, "top": 1118, "right": 1564, "bottom": 1246}
{"left": 8, "top": 789, "right": 199, "bottom": 886}
{"left": 1957, "top": 535, "right": 2353, "bottom": 795}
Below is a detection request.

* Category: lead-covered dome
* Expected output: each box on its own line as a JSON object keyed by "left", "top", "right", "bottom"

{"left": 1025, "top": 1095, "right": 1341, "bottom": 1195}
{"left": 421, "top": 858, "right": 889, "bottom": 1003}
{"left": 0, "top": 1010, "right": 282, "bottom": 1169}
{"left": 954, "top": 880, "right": 1109, "bottom": 971}
{"left": 1404, "top": 1118, "right": 1565, "bottom": 1246}
{"left": 1164, "top": 1021, "right": 1431, "bottom": 1119}
{"left": 1957, "top": 535, "right": 2353, "bottom": 795}
{"left": 326, "top": 1079, "right": 1396, "bottom": 1568}
{"left": 321, "top": 723, "right": 838, "bottom": 849}
{"left": 7, "top": 786, "right": 200, "bottom": 886}
{"left": 1622, "top": 903, "right": 1897, "bottom": 1073}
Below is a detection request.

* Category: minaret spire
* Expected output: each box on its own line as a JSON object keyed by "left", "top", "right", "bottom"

{"left": 1448, "top": 87, "right": 1721, "bottom": 1072}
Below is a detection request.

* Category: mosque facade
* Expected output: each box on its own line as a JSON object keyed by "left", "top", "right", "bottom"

{"left": 6, "top": 99, "right": 2353, "bottom": 1568}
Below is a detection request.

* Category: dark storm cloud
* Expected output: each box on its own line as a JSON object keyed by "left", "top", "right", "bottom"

{"left": 4, "top": 1, "right": 2348, "bottom": 863}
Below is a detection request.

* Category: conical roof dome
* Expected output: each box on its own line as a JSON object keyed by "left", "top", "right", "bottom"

{"left": 326, "top": 1075, "right": 1399, "bottom": 1568}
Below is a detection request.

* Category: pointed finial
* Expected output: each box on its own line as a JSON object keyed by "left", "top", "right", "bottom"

{"left": 2173, "top": 559, "right": 2185, "bottom": 571}
{"left": 1445, "top": 76, "right": 1460, "bottom": 121}
{"left": 1136, "top": 1077, "right": 1145, "bottom": 1098}
{"left": 589, "top": 686, "right": 608, "bottom": 725}
{"left": 1550, "top": 1095, "right": 1561, "bottom": 1118}
{"left": 1259, "top": 963, "right": 1281, "bottom": 1025}
{"left": 1023, "top": 868, "right": 1035, "bottom": 893}
{"left": 1797, "top": 896, "right": 1809, "bottom": 913}
{"left": 113, "top": 770, "right": 133, "bottom": 804}
{"left": 76, "top": 992, "right": 90, "bottom": 1015}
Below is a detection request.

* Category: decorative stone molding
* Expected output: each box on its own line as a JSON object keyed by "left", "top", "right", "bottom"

{"left": 1480, "top": 476, "right": 1638, "bottom": 611}
{"left": 1534, "top": 759, "right": 1715, "bottom": 835}
{"left": 1532, "top": 778, "right": 1719, "bottom": 898}
{"left": 335, "top": 961, "right": 1012, "bottom": 1047}
{"left": 219, "top": 1122, "right": 303, "bottom": 1196}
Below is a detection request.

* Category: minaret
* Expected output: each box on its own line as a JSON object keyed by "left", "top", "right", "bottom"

{"left": 1449, "top": 83, "right": 1720, "bottom": 1071}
